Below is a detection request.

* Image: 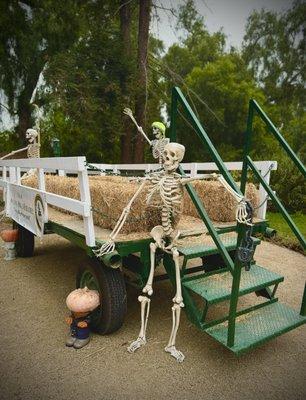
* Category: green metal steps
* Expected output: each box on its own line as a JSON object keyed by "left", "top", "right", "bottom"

{"left": 178, "top": 237, "right": 261, "bottom": 259}
{"left": 182, "top": 265, "right": 283, "bottom": 304}
{"left": 204, "top": 301, "right": 306, "bottom": 354}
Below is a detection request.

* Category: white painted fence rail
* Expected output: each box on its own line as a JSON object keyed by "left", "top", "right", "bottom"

{"left": 0, "top": 158, "right": 277, "bottom": 239}
{"left": 89, "top": 161, "right": 277, "bottom": 220}
{"left": 0, "top": 157, "right": 95, "bottom": 247}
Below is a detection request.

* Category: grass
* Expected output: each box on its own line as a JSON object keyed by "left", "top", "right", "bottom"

{"left": 266, "top": 211, "right": 306, "bottom": 252}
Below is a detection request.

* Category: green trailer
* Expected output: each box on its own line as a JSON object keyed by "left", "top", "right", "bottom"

{"left": 0, "top": 87, "right": 305, "bottom": 355}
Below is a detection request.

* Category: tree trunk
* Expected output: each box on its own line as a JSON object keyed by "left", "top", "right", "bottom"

{"left": 16, "top": 68, "right": 42, "bottom": 145}
{"left": 134, "top": 0, "right": 151, "bottom": 163}
{"left": 17, "top": 102, "right": 32, "bottom": 146}
{"left": 119, "top": 0, "right": 133, "bottom": 163}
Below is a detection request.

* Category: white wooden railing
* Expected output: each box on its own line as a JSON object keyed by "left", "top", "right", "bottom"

{"left": 0, "top": 158, "right": 277, "bottom": 232}
{"left": 88, "top": 161, "right": 277, "bottom": 220}
{"left": 0, "top": 157, "right": 95, "bottom": 246}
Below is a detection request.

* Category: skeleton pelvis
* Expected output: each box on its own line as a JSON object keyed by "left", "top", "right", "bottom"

{"left": 150, "top": 225, "right": 165, "bottom": 243}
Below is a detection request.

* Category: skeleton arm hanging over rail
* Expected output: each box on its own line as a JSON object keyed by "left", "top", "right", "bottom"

{"left": 180, "top": 172, "right": 253, "bottom": 226}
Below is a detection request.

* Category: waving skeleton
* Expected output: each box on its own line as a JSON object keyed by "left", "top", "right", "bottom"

{"left": 123, "top": 108, "right": 169, "bottom": 165}
{"left": 95, "top": 142, "right": 251, "bottom": 362}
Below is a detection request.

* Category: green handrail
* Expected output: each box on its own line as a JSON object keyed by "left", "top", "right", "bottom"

{"left": 241, "top": 100, "right": 306, "bottom": 316}
{"left": 169, "top": 86, "right": 249, "bottom": 346}
{"left": 170, "top": 87, "right": 242, "bottom": 194}
{"left": 251, "top": 100, "right": 306, "bottom": 178}
{"left": 179, "top": 166, "right": 234, "bottom": 274}
{"left": 247, "top": 156, "right": 306, "bottom": 249}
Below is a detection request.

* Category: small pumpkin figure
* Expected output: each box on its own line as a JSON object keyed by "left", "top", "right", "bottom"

{"left": 65, "top": 286, "right": 100, "bottom": 349}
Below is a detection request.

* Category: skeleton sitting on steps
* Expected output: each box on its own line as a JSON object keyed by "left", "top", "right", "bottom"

{"left": 94, "top": 142, "right": 252, "bottom": 363}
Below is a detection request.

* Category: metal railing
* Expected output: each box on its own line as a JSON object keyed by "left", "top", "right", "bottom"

{"left": 169, "top": 86, "right": 251, "bottom": 346}
{"left": 169, "top": 87, "right": 306, "bottom": 346}
{"left": 241, "top": 99, "right": 305, "bottom": 250}
{"left": 240, "top": 99, "right": 306, "bottom": 317}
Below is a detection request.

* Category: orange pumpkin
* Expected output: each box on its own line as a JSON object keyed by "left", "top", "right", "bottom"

{"left": 0, "top": 229, "right": 19, "bottom": 242}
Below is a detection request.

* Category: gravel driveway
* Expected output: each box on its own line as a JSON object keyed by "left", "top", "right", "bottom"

{"left": 0, "top": 222, "right": 305, "bottom": 400}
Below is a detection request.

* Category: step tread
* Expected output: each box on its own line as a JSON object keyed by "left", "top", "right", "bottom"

{"left": 182, "top": 265, "right": 283, "bottom": 303}
{"left": 178, "top": 236, "right": 260, "bottom": 258}
{"left": 205, "top": 302, "right": 306, "bottom": 354}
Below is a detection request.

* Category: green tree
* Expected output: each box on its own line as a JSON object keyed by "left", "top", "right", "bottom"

{"left": 155, "top": 1, "right": 264, "bottom": 162}
{"left": 242, "top": 0, "right": 305, "bottom": 142}
{"left": 0, "top": 0, "right": 85, "bottom": 144}
{"left": 243, "top": 1, "right": 305, "bottom": 212}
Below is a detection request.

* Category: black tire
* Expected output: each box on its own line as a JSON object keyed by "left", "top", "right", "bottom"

{"left": 13, "top": 222, "right": 35, "bottom": 257}
{"left": 76, "top": 258, "right": 127, "bottom": 335}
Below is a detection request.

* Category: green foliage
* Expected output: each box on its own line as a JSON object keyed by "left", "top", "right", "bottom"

{"left": 0, "top": 0, "right": 86, "bottom": 141}
{"left": 266, "top": 211, "right": 306, "bottom": 252}
{"left": 159, "top": 8, "right": 265, "bottom": 162}
{"left": 243, "top": 0, "right": 305, "bottom": 112}
{"left": 0, "top": 131, "right": 19, "bottom": 155}
{"left": 0, "top": 0, "right": 304, "bottom": 214}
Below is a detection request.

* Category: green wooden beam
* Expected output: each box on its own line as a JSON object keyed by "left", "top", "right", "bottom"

{"left": 180, "top": 167, "right": 234, "bottom": 274}
{"left": 171, "top": 87, "right": 242, "bottom": 195}
{"left": 251, "top": 100, "right": 306, "bottom": 178}
{"left": 247, "top": 156, "right": 306, "bottom": 249}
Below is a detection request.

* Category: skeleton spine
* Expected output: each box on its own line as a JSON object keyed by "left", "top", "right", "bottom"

{"left": 161, "top": 205, "right": 173, "bottom": 235}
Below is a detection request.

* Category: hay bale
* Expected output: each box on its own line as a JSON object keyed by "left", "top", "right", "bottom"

{"left": 23, "top": 175, "right": 161, "bottom": 233}
{"left": 23, "top": 175, "right": 259, "bottom": 233}
{"left": 183, "top": 180, "right": 259, "bottom": 222}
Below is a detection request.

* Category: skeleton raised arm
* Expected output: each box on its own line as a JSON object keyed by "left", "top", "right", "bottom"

{"left": 123, "top": 108, "right": 169, "bottom": 164}
{"left": 123, "top": 108, "right": 151, "bottom": 145}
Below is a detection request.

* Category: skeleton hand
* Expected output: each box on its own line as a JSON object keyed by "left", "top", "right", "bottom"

{"left": 123, "top": 108, "right": 142, "bottom": 131}
{"left": 123, "top": 107, "right": 133, "bottom": 118}
{"left": 236, "top": 199, "right": 253, "bottom": 226}
{"left": 93, "top": 240, "right": 116, "bottom": 257}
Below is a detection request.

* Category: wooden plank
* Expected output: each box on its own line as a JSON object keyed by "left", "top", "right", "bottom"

{"left": 78, "top": 170, "right": 95, "bottom": 247}
{"left": 0, "top": 156, "right": 87, "bottom": 172}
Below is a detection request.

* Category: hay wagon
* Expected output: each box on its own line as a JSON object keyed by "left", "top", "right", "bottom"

{"left": 0, "top": 87, "right": 305, "bottom": 355}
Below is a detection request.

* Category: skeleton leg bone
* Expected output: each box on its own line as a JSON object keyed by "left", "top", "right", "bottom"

{"left": 128, "top": 239, "right": 158, "bottom": 354}
{"left": 142, "top": 241, "right": 157, "bottom": 296}
{"left": 164, "top": 247, "right": 185, "bottom": 362}
{"left": 171, "top": 247, "right": 184, "bottom": 306}
{"left": 127, "top": 295, "right": 151, "bottom": 353}
{"left": 165, "top": 304, "right": 185, "bottom": 363}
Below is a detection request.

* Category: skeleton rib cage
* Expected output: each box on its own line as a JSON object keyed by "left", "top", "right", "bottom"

{"left": 146, "top": 171, "right": 184, "bottom": 235}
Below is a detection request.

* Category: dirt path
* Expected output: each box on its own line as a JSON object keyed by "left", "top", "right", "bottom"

{"left": 0, "top": 227, "right": 305, "bottom": 400}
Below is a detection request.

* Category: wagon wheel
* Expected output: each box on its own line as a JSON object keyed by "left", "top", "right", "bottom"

{"left": 76, "top": 258, "right": 127, "bottom": 335}
{"left": 13, "top": 222, "right": 35, "bottom": 257}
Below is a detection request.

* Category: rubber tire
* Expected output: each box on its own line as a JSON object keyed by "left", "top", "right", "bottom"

{"left": 76, "top": 258, "right": 127, "bottom": 335}
{"left": 13, "top": 222, "right": 35, "bottom": 258}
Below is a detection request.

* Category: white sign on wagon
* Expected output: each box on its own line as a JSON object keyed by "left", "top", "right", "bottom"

{"left": 8, "top": 183, "right": 47, "bottom": 237}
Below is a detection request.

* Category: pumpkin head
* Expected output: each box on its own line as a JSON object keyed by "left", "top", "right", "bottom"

{"left": 66, "top": 286, "right": 100, "bottom": 312}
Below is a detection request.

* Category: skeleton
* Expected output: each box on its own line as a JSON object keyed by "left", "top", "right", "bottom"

{"left": 94, "top": 143, "right": 252, "bottom": 362}
{"left": 95, "top": 143, "right": 193, "bottom": 362}
{"left": 20, "top": 128, "right": 40, "bottom": 181}
{"left": 0, "top": 128, "right": 40, "bottom": 161}
{"left": 123, "top": 108, "right": 169, "bottom": 165}
{"left": 1, "top": 103, "right": 41, "bottom": 162}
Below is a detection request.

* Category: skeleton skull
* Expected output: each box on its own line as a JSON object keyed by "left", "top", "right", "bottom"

{"left": 163, "top": 143, "right": 185, "bottom": 172}
{"left": 152, "top": 122, "right": 166, "bottom": 140}
{"left": 26, "top": 128, "right": 39, "bottom": 144}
